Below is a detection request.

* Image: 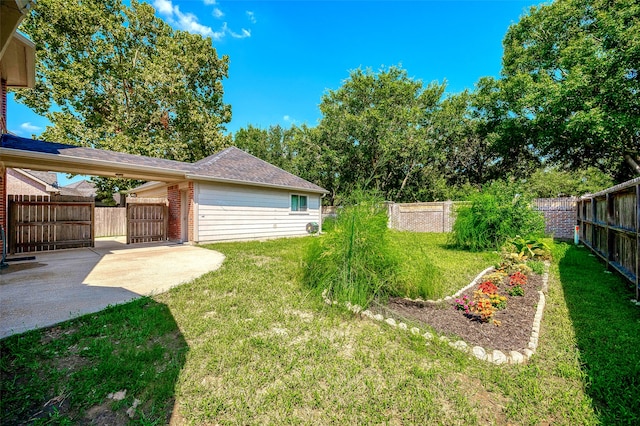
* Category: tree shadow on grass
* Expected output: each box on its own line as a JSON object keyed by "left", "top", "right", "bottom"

{"left": 0, "top": 297, "right": 188, "bottom": 424}
{"left": 557, "top": 245, "right": 640, "bottom": 424}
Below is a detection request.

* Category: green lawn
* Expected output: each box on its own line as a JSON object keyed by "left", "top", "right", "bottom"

{"left": 1, "top": 233, "right": 638, "bottom": 424}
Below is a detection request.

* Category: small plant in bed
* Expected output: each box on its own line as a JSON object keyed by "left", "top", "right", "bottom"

{"left": 454, "top": 294, "right": 474, "bottom": 314}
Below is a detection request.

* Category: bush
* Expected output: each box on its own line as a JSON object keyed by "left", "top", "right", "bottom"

{"left": 304, "top": 190, "right": 398, "bottom": 308}
{"left": 449, "top": 182, "right": 545, "bottom": 251}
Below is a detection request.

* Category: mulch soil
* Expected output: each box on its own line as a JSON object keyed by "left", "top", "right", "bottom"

{"left": 375, "top": 272, "right": 543, "bottom": 352}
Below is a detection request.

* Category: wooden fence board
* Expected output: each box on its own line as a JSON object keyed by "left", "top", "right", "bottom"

{"left": 577, "top": 178, "right": 640, "bottom": 299}
{"left": 126, "top": 203, "right": 168, "bottom": 244}
{"left": 8, "top": 195, "right": 94, "bottom": 254}
{"left": 95, "top": 207, "right": 126, "bottom": 237}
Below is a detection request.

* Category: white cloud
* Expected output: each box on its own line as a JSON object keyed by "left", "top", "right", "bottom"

{"left": 153, "top": 0, "right": 214, "bottom": 38}
{"left": 283, "top": 115, "right": 291, "bottom": 122}
{"left": 153, "top": 0, "right": 251, "bottom": 41}
{"left": 246, "top": 11, "right": 256, "bottom": 23}
{"left": 229, "top": 28, "right": 251, "bottom": 39}
{"left": 20, "top": 122, "right": 42, "bottom": 133}
{"left": 153, "top": 0, "right": 173, "bottom": 15}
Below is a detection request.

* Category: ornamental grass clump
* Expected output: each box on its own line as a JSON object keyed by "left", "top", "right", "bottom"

{"left": 450, "top": 182, "right": 545, "bottom": 251}
{"left": 304, "top": 190, "right": 398, "bottom": 308}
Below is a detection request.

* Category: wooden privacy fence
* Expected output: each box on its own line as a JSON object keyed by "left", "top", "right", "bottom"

{"left": 8, "top": 195, "right": 94, "bottom": 254}
{"left": 577, "top": 177, "right": 640, "bottom": 299}
{"left": 94, "top": 207, "right": 126, "bottom": 237}
{"left": 126, "top": 199, "right": 168, "bottom": 244}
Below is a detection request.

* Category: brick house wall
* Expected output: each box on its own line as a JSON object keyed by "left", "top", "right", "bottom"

{"left": 167, "top": 185, "right": 180, "bottom": 241}
{"left": 6, "top": 168, "right": 51, "bottom": 196}
{"left": 166, "top": 182, "right": 195, "bottom": 242}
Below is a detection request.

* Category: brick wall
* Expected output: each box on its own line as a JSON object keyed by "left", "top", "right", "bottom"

{"left": 383, "top": 198, "right": 578, "bottom": 239}
{"left": 166, "top": 183, "right": 195, "bottom": 242}
{"left": 167, "top": 185, "right": 180, "bottom": 241}
{"left": 532, "top": 198, "right": 578, "bottom": 240}
{"left": 387, "top": 201, "right": 456, "bottom": 232}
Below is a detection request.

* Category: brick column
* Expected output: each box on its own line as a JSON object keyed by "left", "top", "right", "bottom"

{"left": 167, "top": 185, "right": 181, "bottom": 241}
{"left": 1, "top": 165, "right": 7, "bottom": 254}
{"left": 188, "top": 182, "right": 195, "bottom": 242}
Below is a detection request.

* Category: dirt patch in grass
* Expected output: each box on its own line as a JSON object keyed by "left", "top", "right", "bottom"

{"left": 377, "top": 272, "right": 543, "bottom": 352}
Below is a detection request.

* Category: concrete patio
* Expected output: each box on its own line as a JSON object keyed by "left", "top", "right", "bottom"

{"left": 0, "top": 237, "right": 225, "bottom": 339}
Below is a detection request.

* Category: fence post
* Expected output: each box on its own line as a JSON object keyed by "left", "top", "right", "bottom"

{"left": 637, "top": 183, "right": 640, "bottom": 301}
{"left": 606, "top": 193, "right": 614, "bottom": 271}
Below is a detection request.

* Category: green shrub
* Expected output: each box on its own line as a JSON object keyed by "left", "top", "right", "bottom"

{"left": 449, "top": 182, "right": 545, "bottom": 251}
{"left": 304, "top": 191, "right": 398, "bottom": 308}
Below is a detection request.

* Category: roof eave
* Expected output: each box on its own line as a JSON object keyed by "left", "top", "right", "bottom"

{"left": 127, "top": 181, "right": 166, "bottom": 194}
{"left": 185, "top": 173, "right": 329, "bottom": 194}
{"left": 0, "top": 147, "right": 187, "bottom": 182}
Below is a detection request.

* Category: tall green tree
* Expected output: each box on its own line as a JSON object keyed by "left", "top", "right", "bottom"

{"left": 14, "top": 0, "right": 232, "bottom": 191}
{"left": 317, "top": 66, "right": 445, "bottom": 202}
{"left": 500, "top": 0, "right": 640, "bottom": 181}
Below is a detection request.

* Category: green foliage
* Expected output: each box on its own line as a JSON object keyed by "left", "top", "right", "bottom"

{"left": 304, "top": 191, "right": 398, "bottom": 308}
{"left": 500, "top": 0, "right": 640, "bottom": 180}
{"left": 450, "top": 182, "right": 545, "bottom": 251}
{"left": 15, "top": 0, "right": 232, "bottom": 191}
{"left": 506, "top": 235, "right": 551, "bottom": 260}
{"left": 528, "top": 259, "right": 546, "bottom": 275}
{"left": 507, "top": 285, "right": 525, "bottom": 297}
{"left": 320, "top": 216, "right": 337, "bottom": 233}
{"left": 317, "top": 66, "right": 446, "bottom": 202}
{"left": 524, "top": 167, "right": 615, "bottom": 198}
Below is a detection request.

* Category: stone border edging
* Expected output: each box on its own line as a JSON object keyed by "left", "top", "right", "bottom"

{"left": 325, "top": 263, "right": 550, "bottom": 365}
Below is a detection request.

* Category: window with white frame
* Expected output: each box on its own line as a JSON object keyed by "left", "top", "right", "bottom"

{"left": 291, "top": 194, "right": 308, "bottom": 212}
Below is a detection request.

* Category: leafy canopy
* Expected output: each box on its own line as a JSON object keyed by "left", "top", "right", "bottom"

{"left": 15, "top": 0, "right": 232, "bottom": 193}
{"left": 500, "top": 0, "right": 640, "bottom": 180}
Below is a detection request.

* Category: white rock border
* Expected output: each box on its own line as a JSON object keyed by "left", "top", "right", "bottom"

{"left": 326, "top": 262, "right": 550, "bottom": 365}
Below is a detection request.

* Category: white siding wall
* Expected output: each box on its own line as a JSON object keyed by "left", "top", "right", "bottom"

{"left": 197, "top": 182, "right": 322, "bottom": 242}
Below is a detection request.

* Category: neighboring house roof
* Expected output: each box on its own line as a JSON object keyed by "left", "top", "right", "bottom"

{"left": 62, "top": 180, "right": 96, "bottom": 198}
{"left": 11, "top": 168, "right": 59, "bottom": 194}
{"left": 1, "top": 134, "right": 328, "bottom": 194}
{"left": 21, "top": 169, "right": 58, "bottom": 187}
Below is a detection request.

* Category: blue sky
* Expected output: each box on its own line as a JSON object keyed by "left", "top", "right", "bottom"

{"left": 6, "top": 0, "right": 543, "bottom": 184}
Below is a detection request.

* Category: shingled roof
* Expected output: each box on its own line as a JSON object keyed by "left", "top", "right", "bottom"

{"left": 1, "top": 134, "right": 187, "bottom": 172}
{"left": 190, "top": 147, "right": 326, "bottom": 193}
{"left": 1, "top": 134, "right": 327, "bottom": 194}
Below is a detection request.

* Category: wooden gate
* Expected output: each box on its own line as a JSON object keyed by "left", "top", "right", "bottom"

{"left": 8, "top": 195, "right": 94, "bottom": 254}
{"left": 126, "top": 199, "right": 168, "bottom": 244}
